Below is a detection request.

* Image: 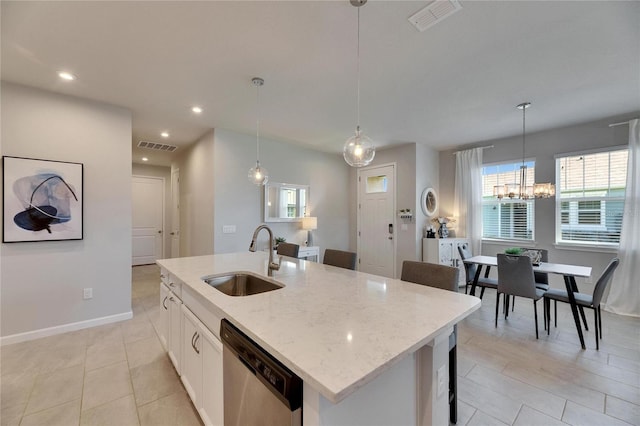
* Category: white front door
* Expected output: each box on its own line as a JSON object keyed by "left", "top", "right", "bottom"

{"left": 170, "top": 168, "right": 180, "bottom": 258}
{"left": 132, "top": 175, "right": 164, "bottom": 266}
{"left": 358, "top": 164, "right": 396, "bottom": 278}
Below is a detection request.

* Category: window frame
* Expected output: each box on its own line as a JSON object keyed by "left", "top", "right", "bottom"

{"left": 554, "top": 146, "right": 628, "bottom": 248}
{"left": 481, "top": 159, "right": 536, "bottom": 243}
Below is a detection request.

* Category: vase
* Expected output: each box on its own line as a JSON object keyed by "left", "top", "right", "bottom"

{"left": 438, "top": 223, "right": 449, "bottom": 238}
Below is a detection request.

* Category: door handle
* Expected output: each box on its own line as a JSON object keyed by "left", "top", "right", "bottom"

{"left": 193, "top": 333, "right": 201, "bottom": 354}
{"left": 191, "top": 331, "right": 198, "bottom": 352}
{"left": 162, "top": 296, "right": 168, "bottom": 310}
{"left": 158, "top": 230, "right": 162, "bottom": 234}
{"left": 170, "top": 232, "right": 175, "bottom": 235}
{"left": 388, "top": 223, "right": 393, "bottom": 234}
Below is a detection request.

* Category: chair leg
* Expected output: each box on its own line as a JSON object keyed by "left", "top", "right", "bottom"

{"left": 495, "top": 292, "right": 500, "bottom": 327}
{"left": 533, "top": 300, "right": 539, "bottom": 339}
{"left": 505, "top": 295, "right": 510, "bottom": 319}
{"left": 578, "top": 306, "right": 589, "bottom": 331}
{"left": 554, "top": 300, "right": 557, "bottom": 327}
{"left": 449, "top": 346, "right": 457, "bottom": 424}
{"left": 480, "top": 286, "right": 486, "bottom": 300}
{"left": 594, "top": 308, "right": 599, "bottom": 350}
{"left": 512, "top": 296, "right": 515, "bottom": 312}
{"left": 545, "top": 298, "right": 550, "bottom": 335}
{"left": 598, "top": 305, "right": 603, "bottom": 338}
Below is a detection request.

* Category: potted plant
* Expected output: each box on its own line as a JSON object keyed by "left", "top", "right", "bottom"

{"left": 274, "top": 237, "right": 286, "bottom": 249}
{"left": 504, "top": 247, "right": 523, "bottom": 255}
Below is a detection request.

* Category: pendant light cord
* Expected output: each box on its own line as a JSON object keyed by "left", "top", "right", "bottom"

{"left": 356, "top": 5, "right": 361, "bottom": 131}
{"left": 256, "top": 83, "right": 261, "bottom": 163}
{"left": 522, "top": 104, "right": 526, "bottom": 168}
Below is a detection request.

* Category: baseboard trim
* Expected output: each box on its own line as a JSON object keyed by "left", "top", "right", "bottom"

{"left": 0, "top": 311, "right": 133, "bottom": 346}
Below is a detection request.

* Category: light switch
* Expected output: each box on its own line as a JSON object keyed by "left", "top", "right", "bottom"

{"left": 222, "top": 225, "right": 236, "bottom": 234}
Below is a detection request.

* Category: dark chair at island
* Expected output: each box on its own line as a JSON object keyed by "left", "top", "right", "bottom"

{"left": 544, "top": 257, "right": 619, "bottom": 350}
{"left": 400, "top": 260, "right": 459, "bottom": 424}
{"left": 277, "top": 242, "right": 300, "bottom": 258}
{"left": 322, "top": 249, "right": 357, "bottom": 270}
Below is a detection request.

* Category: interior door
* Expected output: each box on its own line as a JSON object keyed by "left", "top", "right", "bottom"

{"left": 132, "top": 175, "right": 164, "bottom": 265}
{"left": 170, "top": 168, "right": 180, "bottom": 258}
{"left": 358, "top": 164, "right": 396, "bottom": 278}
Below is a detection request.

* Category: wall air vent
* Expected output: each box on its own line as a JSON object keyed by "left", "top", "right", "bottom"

{"left": 137, "top": 141, "right": 178, "bottom": 152}
{"left": 408, "top": 0, "right": 462, "bottom": 32}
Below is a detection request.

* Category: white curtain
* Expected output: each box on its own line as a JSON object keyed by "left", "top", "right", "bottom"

{"left": 605, "top": 119, "right": 640, "bottom": 317}
{"left": 454, "top": 147, "right": 484, "bottom": 255}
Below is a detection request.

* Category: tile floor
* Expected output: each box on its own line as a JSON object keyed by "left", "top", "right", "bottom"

{"left": 1, "top": 265, "right": 202, "bottom": 426}
{"left": 2, "top": 264, "right": 639, "bottom": 425}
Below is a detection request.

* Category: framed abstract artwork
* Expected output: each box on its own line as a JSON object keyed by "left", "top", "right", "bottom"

{"left": 2, "top": 156, "right": 83, "bottom": 242}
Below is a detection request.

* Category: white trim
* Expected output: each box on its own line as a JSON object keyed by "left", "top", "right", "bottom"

{"left": 553, "top": 243, "right": 618, "bottom": 253}
{"left": 553, "top": 145, "right": 628, "bottom": 159}
{"left": 0, "top": 311, "right": 133, "bottom": 346}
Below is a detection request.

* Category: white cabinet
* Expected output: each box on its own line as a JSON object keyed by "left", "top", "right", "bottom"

{"left": 422, "top": 238, "right": 469, "bottom": 287}
{"left": 181, "top": 305, "right": 224, "bottom": 426}
{"left": 159, "top": 280, "right": 183, "bottom": 374}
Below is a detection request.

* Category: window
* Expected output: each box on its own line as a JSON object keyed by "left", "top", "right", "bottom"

{"left": 556, "top": 148, "right": 628, "bottom": 246}
{"left": 482, "top": 161, "right": 535, "bottom": 241}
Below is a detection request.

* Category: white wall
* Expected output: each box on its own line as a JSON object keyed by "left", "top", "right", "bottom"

{"left": 1, "top": 82, "right": 132, "bottom": 341}
{"left": 174, "top": 128, "right": 350, "bottom": 258}
{"left": 173, "top": 130, "right": 216, "bottom": 257}
{"left": 349, "top": 143, "right": 440, "bottom": 277}
{"left": 438, "top": 113, "right": 638, "bottom": 291}
{"left": 132, "top": 163, "right": 172, "bottom": 258}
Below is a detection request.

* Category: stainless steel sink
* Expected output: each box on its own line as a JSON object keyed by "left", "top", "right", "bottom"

{"left": 202, "top": 272, "right": 284, "bottom": 296}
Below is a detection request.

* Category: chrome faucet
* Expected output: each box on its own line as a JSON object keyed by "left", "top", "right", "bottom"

{"left": 249, "top": 224, "right": 280, "bottom": 277}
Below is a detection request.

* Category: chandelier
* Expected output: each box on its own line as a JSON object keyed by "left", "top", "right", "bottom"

{"left": 494, "top": 102, "right": 555, "bottom": 199}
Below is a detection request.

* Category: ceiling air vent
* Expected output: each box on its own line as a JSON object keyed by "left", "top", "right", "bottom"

{"left": 137, "top": 141, "right": 178, "bottom": 152}
{"left": 408, "top": 0, "right": 462, "bottom": 32}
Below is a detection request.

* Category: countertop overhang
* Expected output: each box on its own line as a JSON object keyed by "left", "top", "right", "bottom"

{"left": 157, "top": 252, "right": 481, "bottom": 403}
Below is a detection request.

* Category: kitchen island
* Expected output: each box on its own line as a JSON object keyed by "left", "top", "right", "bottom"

{"left": 157, "top": 251, "right": 480, "bottom": 425}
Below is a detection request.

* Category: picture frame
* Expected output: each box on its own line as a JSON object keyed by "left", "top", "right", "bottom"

{"left": 3, "top": 156, "right": 83, "bottom": 242}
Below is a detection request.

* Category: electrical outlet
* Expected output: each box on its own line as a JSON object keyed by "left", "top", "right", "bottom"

{"left": 222, "top": 225, "right": 236, "bottom": 234}
{"left": 83, "top": 288, "right": 93, "bottom": 300}
{"left": 436, "top": 365, "right": 446, "bottom": 397}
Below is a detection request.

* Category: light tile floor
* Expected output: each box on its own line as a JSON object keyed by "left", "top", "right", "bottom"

{"left": 1, "top": 265, "right": 202, "bottom": 426}
{"left": 2, "top": 264, "right": 639, "bottom": 425}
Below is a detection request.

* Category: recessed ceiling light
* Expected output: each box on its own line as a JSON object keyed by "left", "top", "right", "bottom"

{"left": 161, "top": 132, "right": 169, "bottom": 138}
{"left": 142, "top": 157, "right": 149, "bottom": 162}
{"left": 192, "top": 106, "right": 203, "bottom": 114}
{"left": 58, "top": 71, "right": 76, "bottom": 81}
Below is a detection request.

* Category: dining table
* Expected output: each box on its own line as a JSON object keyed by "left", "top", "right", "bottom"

{"left": 463, "top": 255, "right": 593, "bottom": 349}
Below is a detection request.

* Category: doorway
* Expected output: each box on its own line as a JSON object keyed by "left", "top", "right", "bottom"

{"left": 132, "top": 175, "right": 164, "bottom": 265}
{"left": 357, "top": 163, "right": 396, "bottom": 278}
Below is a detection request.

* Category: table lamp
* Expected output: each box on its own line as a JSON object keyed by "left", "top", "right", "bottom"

{"left": 301, "top": 217, "right": 317, "bottom": 247}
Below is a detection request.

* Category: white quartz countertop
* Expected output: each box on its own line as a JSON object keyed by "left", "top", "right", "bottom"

{"left": 157, "top": 252, "right": 480, "bottom": 403}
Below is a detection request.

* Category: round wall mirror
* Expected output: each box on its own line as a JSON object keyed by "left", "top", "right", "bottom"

{"left": 421, "top": 187, "right": 438, "bottom": 217}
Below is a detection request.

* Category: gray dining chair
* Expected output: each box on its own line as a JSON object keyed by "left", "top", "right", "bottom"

{"left": 457, "top": 243, "right": 498, "bottom": 298}
{"left": 400, "top": 260, "right": 459, "bottom": 424}
{"left": 496, "top": 254, "right": 546, "bottom": 338}
{"left": 323, "top": 249, "right": 357, "bottom": 270}
{"left": 544, "top": 258, "right": 619, "bottom": 350}
{"left": 276, "top": 242, "right": 299, "bottom": 258}
{"left": 518, "top": 248, "right": 550, "bottom": 290}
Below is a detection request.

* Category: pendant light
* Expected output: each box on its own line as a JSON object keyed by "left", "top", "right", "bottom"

{"left": 494, "top": 102, "right": 555, "bottom": 199}
{"left": 248, "top": 77, "right": 269, "bottom": 185}
{"left": 343, "top": 0, "right": 375, "bottom": 167}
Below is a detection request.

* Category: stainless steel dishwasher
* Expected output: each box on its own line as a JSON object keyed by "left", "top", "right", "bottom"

{"left": 220, "top": 319, "right": 302, "bottom": 426}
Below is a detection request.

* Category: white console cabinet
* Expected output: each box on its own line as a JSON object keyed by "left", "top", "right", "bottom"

{"left": 422, "top": 238, "right": 469, "bottom": 287}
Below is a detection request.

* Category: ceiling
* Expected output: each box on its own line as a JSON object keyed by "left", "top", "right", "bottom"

{"left": 2, "top": 1, "right": 639, "bottom": 167}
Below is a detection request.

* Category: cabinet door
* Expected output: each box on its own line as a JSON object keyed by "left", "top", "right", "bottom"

{"left": 168, "top": 294, "right": 182, "bottom": 374}
{"left": 181, "top": 305, "right": 203, "bottom": 407}
{"left": 159, "top": 283, "right": 170, "bottom": 350}
{"left": 200, "top": 327, "right": 224, "bottom": 426}
{"left": 439, "top": 241, "right": 454, "bottom": 266}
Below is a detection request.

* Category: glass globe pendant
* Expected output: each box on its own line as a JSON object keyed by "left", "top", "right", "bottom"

{"left": 344, "top": 125, "right": 375, "bottom": 167}
{"left": 343, "top": 0, "right": 375, "bottom": 168}
{"left": 248, "top": 77, "right": 269, "bottom": 185}
{"left": 248, "top": 160, "right": 268, "bottom": 186}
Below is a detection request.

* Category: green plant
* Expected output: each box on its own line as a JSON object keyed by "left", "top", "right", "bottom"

{"left": 504, "top": 247, "right": 523, "bottom": 255}
{"left": 275, "top": 237, "right": 286, "bottom": 245}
